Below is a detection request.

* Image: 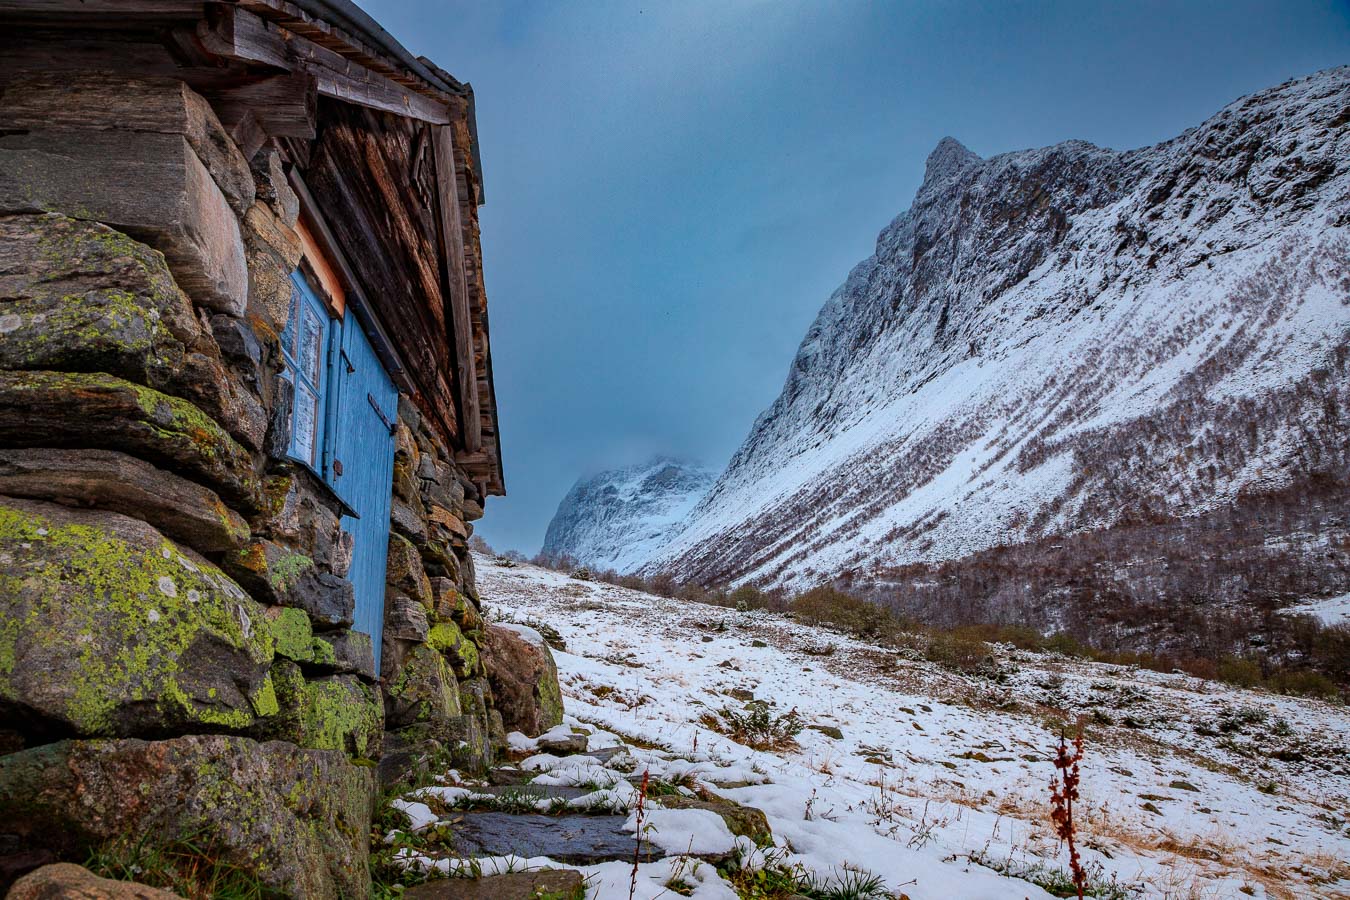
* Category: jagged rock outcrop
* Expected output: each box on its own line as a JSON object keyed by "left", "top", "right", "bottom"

{"left": 542, "top": 456, "right": 714, "bottom": 572}
{"left": 650, "top": 67, "right": 1350, "bottom": 637}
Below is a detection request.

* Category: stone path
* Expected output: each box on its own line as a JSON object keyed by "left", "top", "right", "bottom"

{"left": 442, "top": 812, "right": 656, "bottom": 866}
{"left": 381, "top": 723, "right": 773, "bottom": 896}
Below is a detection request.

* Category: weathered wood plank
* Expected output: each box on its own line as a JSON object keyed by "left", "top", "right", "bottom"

{"left": 0, "top": 1, "right": 205, "bottom": 20}
{"left": 303, "top": 100, "right": 459, "bottom": 443}
{"left": 0, "top": 130, "right": 247, "bottom": 316}
{"left": 197, "top": 3, "right": 290, "bottom": 71}
{"left": 0, "top": 73, "right": 256, "bottom": 215}
{"left": 202, "top": 5, "right": 451, "bottom": 124}
{"left": 236, "top": 0, "right": 438, "bottom": 93}
{"left": 434, "top": 125, "right": 481, "bottom": 453}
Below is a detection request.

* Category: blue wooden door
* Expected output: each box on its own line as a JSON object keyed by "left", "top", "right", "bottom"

{"left": 331, "top": 314, "right": 398, "bottom": 672}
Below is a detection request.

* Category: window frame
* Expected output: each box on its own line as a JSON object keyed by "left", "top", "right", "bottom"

{"left": 280, "top": 270, "right": 336, "bottom": 480}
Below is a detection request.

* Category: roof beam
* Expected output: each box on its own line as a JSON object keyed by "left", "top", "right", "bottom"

{"left": 434, "top": 125, "right": 482, "bottom": 453}
{"left": 198, "top": 5, "right": 452, "bottom": 124}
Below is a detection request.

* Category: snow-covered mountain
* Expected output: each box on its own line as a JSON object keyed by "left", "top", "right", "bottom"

{"left": 648, "top": 67, "right": 1350, "bottom": 618}
{"left": 542, "top": 457, "right": 714, "bottom": 572}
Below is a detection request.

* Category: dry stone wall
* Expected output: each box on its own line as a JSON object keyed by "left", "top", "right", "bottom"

{"left": 0, "top": 74, "right": 554, "bottom": 895}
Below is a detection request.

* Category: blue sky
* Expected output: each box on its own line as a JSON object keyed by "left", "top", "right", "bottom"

{"left": 359, "top": 0, "right": 1350, "bottom": 553}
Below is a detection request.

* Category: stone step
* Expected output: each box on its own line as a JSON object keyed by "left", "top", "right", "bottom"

{"left": 487, "top": 766, "right": 532, "bottom": 786}
{"left": 468, "top": 783, "right": 596, "bottom": 802}
{"left": 580, "top": 746, "right": 629, "bottom": 764}
{"left": 434, "top": 812, "right": 660, "bottom": 866}
{"left": 403, "top": 868, "right": 585, "bottom": 900}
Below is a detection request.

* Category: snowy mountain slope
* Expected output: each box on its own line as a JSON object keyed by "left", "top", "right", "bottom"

{"left": 648, "top": 67, "right": 1350, "bottom": 599}
{"left": 462, "top": 555, "right": 1350, "bottom": 898}
{"left": 542, "top": 457, "right": 715, "bottom": 572}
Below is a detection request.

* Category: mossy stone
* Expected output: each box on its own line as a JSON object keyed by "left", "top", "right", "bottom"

{"left": 427, "top": 619, "right": 479, "bottom": 677}
{"left": 265, "top": 660, "right": 382, "bottom": 759}
{"left": 0, "top": 734, "right": 374, "bottom": 898}
{"left": 266, "top": 606, "right": 314, "bottom": 662}
{"left": 0, "top": 370, "right": 261, "bottom": 512}
{"left": 0, "top": 497, "right": 274, "bottom": 738}
{"left": 383, "top": 644, "right": 461, "bottom": 730}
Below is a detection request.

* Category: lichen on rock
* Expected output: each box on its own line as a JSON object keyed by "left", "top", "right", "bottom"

{"left": 0, "top": 370, "right": 262, "bottom": 512}
{"left": 265, "top": 660, "right": 382, "bottom": 760}
{"left": 0, "top": 497, "right": 274, "bottom": 739}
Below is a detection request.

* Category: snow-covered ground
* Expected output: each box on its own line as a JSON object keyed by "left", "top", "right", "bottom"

{"left": 1282, "top": 593, "right": 1350, "bottom": 627}
{"left": 465, "top": 555, "right": 1350, "bottom": 900}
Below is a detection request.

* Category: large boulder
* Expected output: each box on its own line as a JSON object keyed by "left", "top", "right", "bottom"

{"left": 8, "top": 863, "right": 180, "bottom": 899}
{"left": 0, "top": 213, "right": 266, "bottom": 451}
{"left": 0, "top": 449, "right": 249, "bottom": 554}
{"left": 0, "top": 735, "right": 374, "bottom": 899}
{"left": 481, "top": 624, "right": 564, "bottom": 737}
{"left": 0, "top": 371, "right": 261, "bottom": 512}
{"left": 0, "top": 497, "right": 275, "bottom": 740}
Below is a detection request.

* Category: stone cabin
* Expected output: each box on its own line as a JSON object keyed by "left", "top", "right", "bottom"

{"left": 0, "top": 1, "right": 560, "bottom": 895}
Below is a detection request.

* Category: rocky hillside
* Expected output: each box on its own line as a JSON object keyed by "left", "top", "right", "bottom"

{"left": 543, "top": 457, "right": 714, "bottom": 572}
{"left": 648, "top": 67, "right": 1350, "bottom": 642}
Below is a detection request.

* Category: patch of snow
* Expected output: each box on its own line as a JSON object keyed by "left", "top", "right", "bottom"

{"left": 388, "top": 799, "right": 437, "bottom": 833}
{"left": 497, "top": 622, "right": 548, "bottom": 648}
{"left": 628, "top": 807, "right": 741, "bottom": 858}
{"left": 1282, "top": 592, "right": 1350, "bottom": 626}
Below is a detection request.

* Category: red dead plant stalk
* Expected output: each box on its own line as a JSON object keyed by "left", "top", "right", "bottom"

{"left": 1049, "top": 728, "right": 1087, "bottom": 900}
{"left": 629, "top": 768, "right": 651, "bottom": 900}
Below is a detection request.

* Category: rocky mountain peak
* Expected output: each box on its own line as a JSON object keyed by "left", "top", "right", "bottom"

{"left": 922, "top": 136, "right": 980, "bottom": 186}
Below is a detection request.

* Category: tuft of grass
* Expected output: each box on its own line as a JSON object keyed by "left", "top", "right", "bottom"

{"left": 699, "top": 702, "right": 804, "bottom": 751}
{"left": 726, "top": 856, "right": 894, "bottom": 900}
{"left": 85, "top": 833, "right": 281, "bottom": 900}
{"left": 967, "top": 849, "right": 1134, "bottom": 900}
{"left": 644, "top": 771, "right": 699, "bottom": 797}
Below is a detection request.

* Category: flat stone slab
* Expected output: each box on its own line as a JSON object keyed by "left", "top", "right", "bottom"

{"left": 470, "top": 783, "right": 595, "bottom": 802}
{"left": 441, "top": 812, "right": 661, "bottom": 865}
{"left": 581, "top": 746, "right": 629, "bottom": 764}
{"left": 404, "top": 868, "right": 584, "bottom": 899}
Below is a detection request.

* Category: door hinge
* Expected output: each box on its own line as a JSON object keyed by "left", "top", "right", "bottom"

{"left": 368, "top": 393, "right": 396, "bottom": 434}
